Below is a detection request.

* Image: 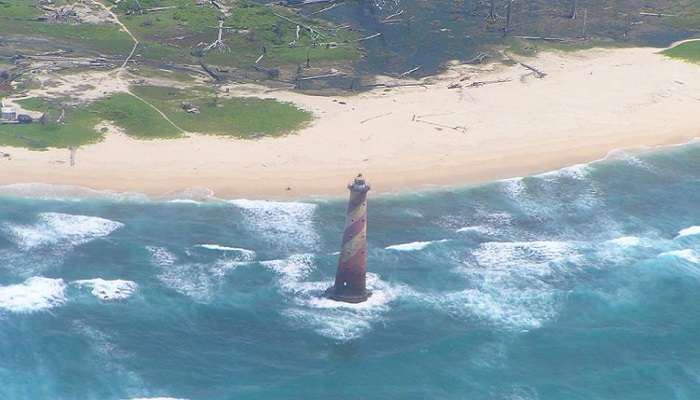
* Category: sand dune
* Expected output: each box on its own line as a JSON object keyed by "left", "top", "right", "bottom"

{"left": 1, "top": 46, "right": 698, "bottom": 199}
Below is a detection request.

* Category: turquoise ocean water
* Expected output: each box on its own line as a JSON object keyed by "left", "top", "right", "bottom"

{"left": 1, "top": 143, "right": 700, "bottom": 399}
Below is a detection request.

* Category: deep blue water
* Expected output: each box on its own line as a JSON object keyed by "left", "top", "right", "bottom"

{"left": 1, "top": 143, "right": 700, "bottom": 399}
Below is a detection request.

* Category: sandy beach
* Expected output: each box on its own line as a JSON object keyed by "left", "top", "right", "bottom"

{"left": 1, "top": 46, "right": 699, "bottom": 199}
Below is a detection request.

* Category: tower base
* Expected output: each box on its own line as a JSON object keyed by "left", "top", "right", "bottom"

{"left": 324, "top": 286, "right": 372, "bottom": 304}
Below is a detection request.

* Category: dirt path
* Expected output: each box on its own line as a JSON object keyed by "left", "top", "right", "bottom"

{"left": 88, "top": 0, "right": 188, "bottom": 135}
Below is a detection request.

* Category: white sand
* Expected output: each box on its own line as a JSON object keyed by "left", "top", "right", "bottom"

{"left": 1, "top": 46, "right": 698, "bottom": 199}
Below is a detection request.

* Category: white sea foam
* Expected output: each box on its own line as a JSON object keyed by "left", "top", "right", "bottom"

{"left": 0, "top": 183, "right": 149, "bottom": 202}
{"left": 536, "top": 162, "right": 592, "bottom": 181}
{"left": 146, "top": 246, "right": 178, "bottom": 267}
{"left": 128, "top": 398, "right": 189, "bottom": 400}
{"left": 196, "top": 244, "right": 256, "bottom": 258}
{"left": 282, "top": 273, "right": 403, "bottom": 341}
{"left": 604, "top": 149, "right": 657, "bottom": 174}
{"left": 4, "top": 212, "right": 123, "bottom": 250}
{"left": 148, "top": 246, "right": 246, "bottom": 300}
{"left": 474, "top": 240, "right": 580, "bottom": 272}
{"left": 261, "top": 252, "right": 402, "bottom": 340}
{"left": 676, "top": 226, "right": 700, "bottom": 239}
{"left": 73, "top": 279, "right": 138, "bottom": 301}
{"left": 438, "top": 240, "right": 580, "bottom": 330}
{"left": 0, "top": 277, "right": 66, "bottom": 313}
{"left": 607, "top": 236, "right": 644, "bottom": 247}
{"left": 455, "top": 225, "right": 496, "bottom": 236}
{"left": 229, "top": 199, "right": 319, "bottom": 249}
{"left": 167, "top": 199, "right": 202, "bottom": 205}
{"left": 659, "top": 249, "right": 700, "bottom": 264}
{"left": 156, "top": 259, "right": 241, "bottom": 301}
{"left": 261, "top": 254, "right": 315, "bottom": 291}
{"left": 385, "top": 239, "right": 449, "bottom": 251}
{"left": 440, "top": 287, "right": 555, "bottom": 330}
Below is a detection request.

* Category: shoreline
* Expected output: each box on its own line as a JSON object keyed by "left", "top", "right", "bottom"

{"left": 0, "top": 138, "right": 696, "bottom": 203}
{"left": 1, "top": 46, "right": 699, "bottom": 200}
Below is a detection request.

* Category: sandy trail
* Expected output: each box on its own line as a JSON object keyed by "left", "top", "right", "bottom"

{"left": 1, "top": 46, "right": 699, "bottom": 200}
{"left": 87, "top": 0, "right": 188, "bottom": 134}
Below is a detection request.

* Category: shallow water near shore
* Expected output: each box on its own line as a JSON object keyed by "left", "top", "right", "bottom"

{"left": 2, "top": 142, "right": 700, "bottom": 399}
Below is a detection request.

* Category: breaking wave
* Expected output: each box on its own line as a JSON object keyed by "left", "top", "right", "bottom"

{"left": 440, "top": 240, "right": 581, "bottom": 330}
{"left": 3, "top": 212, "right": 123, "bottom": 250}
{"left": 261, "top": 253, "right": 403, "bottom": 341}
{"left": 196, "top": 244, "right": 256, "bottom": 258}
{"left": 73, "top": 279, "right": 138, "bottom": 301}
{"left": 385, "top": 239, "right": 449, "bottom": 251}
{"left": 229, "top": 199, "right": 319, "bottom": 251}
{"left": 147, "top": 246, "right": 247, "bottom": 301}
{"left": 659, "top": 249, "right": 700, "bottom": 264}
{"left": 282, "top": 273, "right": 404, "bottom": 341}
{"left": 0, "top": 277, "right": 67, "bottom": 313}
{"left": 676, "top": 226, "right": 700, "bottom": 239}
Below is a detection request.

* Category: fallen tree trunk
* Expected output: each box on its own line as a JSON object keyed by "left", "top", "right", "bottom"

{"left": 518, "top": 62, "right": 546, "bottom": 78}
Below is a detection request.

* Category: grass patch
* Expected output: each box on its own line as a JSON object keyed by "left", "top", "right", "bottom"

{"left": 0, "top": 98, "right": 103, "bottom": 149}
{"left": 0, "top": 0, "right": 133, "bottom": 56}
{"left": 129, "top": 66, "right": 197, "bottom": 82}
{"left": 0, "top": 85, "right": 311, "bottom": 149}
{"left": 505, "top": 37, "right": 626, "bottom": 57}
{"left": 0, "top": 93, "right": 181, "bottom": 149}
{"left": 661, "top": 40, "right": 700, "bottom": 63}
{"left": 112, "top": 0, "right": 360, "bottom": 67}
{"left": 90, "top": 93, "right": 182, "bottom": 139}
{"left": 131, "top": 85, "right": 312, "bottom": 137}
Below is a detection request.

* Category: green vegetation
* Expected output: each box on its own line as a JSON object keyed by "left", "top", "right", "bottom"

{"left": 92, "top": 93, "right": 182, "bottom": 139}
{"left": 505, "top": 37, "right": 625, "bottom": 57}
{"left": 662, "top": 40, "right": 700, "bottom": 63}
{"left": 131, "top": 85, "right": 312, "bottom": 137}
{"left": 0, "top": 1, "right": 133, "bottom": 56}
{"left": 0, "top": 98, "right": 103, "bottom": 149}
{"left": 111, "top": 0, "right": 360, "bottom": 68}
{"left": 0, "top": 85, "right": 312, "bottom": 149}
{"left": 668, "top": 0, "right": 700, "bottom": 30}
{"left": 129, "top": 66, "right": 197, "bottom": 82}
{"left": 0, "top": 0, "right": 359, "bottom": 69}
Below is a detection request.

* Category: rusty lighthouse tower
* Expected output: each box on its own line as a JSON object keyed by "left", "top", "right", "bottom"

{"left": 326, "top": 174, "right": 372, "bottom": 303}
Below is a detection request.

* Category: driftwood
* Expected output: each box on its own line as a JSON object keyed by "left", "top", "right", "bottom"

{"left": 466, "top": 78, "right": 511, "bottom": 88}
{"left": 360, "top": 112, "right": 392, "bottom": 124}
{"left": 514, "top": 35, "right": 570, "bottom": 42}
{"left": 298, "top": 72, "right": 344, "bottom": 80}
{"left": 518, "top": 62, "right": 546, "bottom": 78}
{"left": 204, "top": 19, "right": 230, "bottom": 52}
{"left": 413, "top": 116, "right": 467, "bottom": 133}
{"left": 145, "top": 6, "right": 177, "bottom": 12}
{"left": 356, "top": 32, "right": 381, "bottom": 42}
{"left": 569, "top": 0, "right": 577, "bottom": 19}
{"left": 399, "top": 65, "right": 421, "bottom": 78}
{"left": 199, "top": 60, "right": 221, "bottom": 81}
{"left": 271, "top": 12, "right": 326, "bottom": 39}
{"left": 383, "top": 10, "right": 404, "bottom": 22}
{"left": 309, "top": 2, "right": 343, "bottom": 16}
{"left": 639, "top": 12, "right": 677, "bottom": 17}
{"left": 56, "top": 109, "right": 66, "bottom": 124}
{"left": 465, "top": 52, "right": 490, "bottom": 64}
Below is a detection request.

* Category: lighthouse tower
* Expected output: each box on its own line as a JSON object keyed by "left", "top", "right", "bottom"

{"left": 326, "top": 174, "right": 372, "bottom": 303}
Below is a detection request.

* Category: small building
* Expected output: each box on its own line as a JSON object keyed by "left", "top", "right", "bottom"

{"left": 1, "top": 106, "right": 16, "bottom": 121}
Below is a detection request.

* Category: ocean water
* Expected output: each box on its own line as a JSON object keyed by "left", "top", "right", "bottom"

{"left": 2, "top": 143, "right": 700, "bottom": 399}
